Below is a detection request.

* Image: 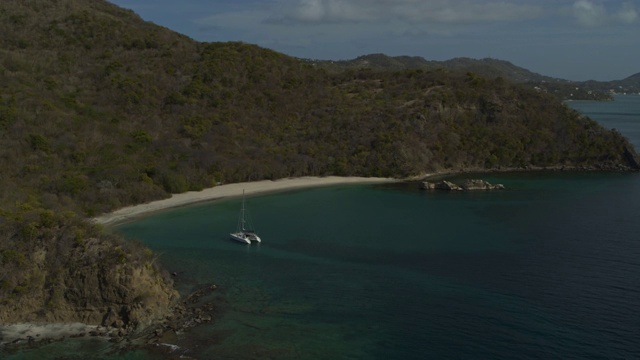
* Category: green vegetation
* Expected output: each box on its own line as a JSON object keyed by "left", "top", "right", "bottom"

{"left": 0, "top": 0, "right": 638, "bottom": 323}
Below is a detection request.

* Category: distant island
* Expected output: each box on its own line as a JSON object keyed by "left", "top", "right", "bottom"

{"left": 0, "top": 0, "right": 639, "bottom": 348}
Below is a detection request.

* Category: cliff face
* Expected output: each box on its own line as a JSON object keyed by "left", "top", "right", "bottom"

{"left": 0, "top": 208, "right": 178, "bottom": 333}
{"left": 0, "top": 239, "right": 177, "bottom": 332}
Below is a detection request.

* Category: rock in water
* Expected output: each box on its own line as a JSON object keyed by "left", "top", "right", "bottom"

{"left": 461, "top": 179, "right": 505, "bottom": 190}
{"left": 421, "top": 179, "right": 505, "bottom": 191}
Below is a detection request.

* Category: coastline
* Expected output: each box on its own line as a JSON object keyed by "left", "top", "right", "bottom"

{"left": 91, "top": 167, "right": 634, "bottom": 227}
{"left": 93, "top": 176, "right": 398, "bottom": 226}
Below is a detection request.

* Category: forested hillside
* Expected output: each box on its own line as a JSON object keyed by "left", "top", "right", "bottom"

{"left": 0, "top": 0, "right": 638, "bottom": 329}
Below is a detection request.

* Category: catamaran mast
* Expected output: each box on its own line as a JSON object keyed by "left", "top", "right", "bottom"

{"left": 240, "top": 189, "right": 246, "bottom": 231}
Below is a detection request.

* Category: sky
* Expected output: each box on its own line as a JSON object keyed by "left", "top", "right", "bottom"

{"left": 107, "top": 0, "right": 640, "bottom": 81}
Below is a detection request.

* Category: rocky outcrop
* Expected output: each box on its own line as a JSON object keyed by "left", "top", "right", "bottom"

{"left": 0, "top": 237, "right": 179, "bottom": 338}
{"left": 0, "top": 284, "right": 217, "bottom": 353}
{"left": 141, "top": 284, "right": 218, "bottom": 345}
{"left": 421, "top": 180, "right": 463, "bottom": 190}
{"left": 421, "top": 179, "right": 505, "bottom": 191}
{"left": 461, "top": 179, "right": 505, "bottom": 190}
{"left": 623, "top": 146, "right": 640, "bottom": 170}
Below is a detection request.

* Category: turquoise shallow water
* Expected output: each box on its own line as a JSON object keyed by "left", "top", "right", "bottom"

{"left": 4, "top": 96, "right": 640, "bottom": 359}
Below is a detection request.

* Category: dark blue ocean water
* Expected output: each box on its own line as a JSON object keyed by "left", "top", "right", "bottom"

{"left": 5, "top": 96, "right": 640, "bottom": 359}
{"left": 568, "top": 95, "right": 640, "bottom": 148}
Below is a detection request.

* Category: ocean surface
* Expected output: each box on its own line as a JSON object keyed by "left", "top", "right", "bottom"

{"left": 5, "top": 95, "right": 640, "bottom": 359}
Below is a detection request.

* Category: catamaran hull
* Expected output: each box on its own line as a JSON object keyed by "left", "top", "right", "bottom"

{"left": 230, "top": 233, "right": 251, "bottom": 244}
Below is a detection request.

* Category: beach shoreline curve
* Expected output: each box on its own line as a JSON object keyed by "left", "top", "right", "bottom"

{"left": 92, "top": 176, "right": 399, "bottom": 226}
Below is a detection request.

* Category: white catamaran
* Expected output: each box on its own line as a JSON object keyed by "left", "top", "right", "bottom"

{"left": 230, "top": 190, "right": 262, "bottom": 244}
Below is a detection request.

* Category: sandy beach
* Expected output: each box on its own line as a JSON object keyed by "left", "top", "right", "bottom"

{"left": 93, "top": 176, "right": 397, "bottom": 226}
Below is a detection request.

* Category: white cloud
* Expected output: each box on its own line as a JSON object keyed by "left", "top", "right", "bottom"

{"left": 272, "top": 0, "right": 543, "bottom": 25}
{"left": 616, "top": 1, "right": 638, "bottom": 23}
{"left": 396, "top": 1, "right": 543, "bottom": 23}
{"left": 572, "top": 0, "right": 638, "bottom": 26}
{"left": 284, "top": 0, "right": 376, "bottom": 23}
{"left": 573, "top": 0, "right": 606, "bottom": 26}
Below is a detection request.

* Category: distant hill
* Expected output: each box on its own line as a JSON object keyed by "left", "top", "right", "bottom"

{"left": 309, "top": 54, "right": 555, "bottom": 82}
{"left": 624, "top": 72, "right": 640, "bottom": 82}
{"left": 583, "top": 72, "right": 640, "bottom": 95}
{"left": 0, "top": 0, "right": 638, "bottom": 336}
{"left": 307, "top": 54, "right": 640, "bottom": 100}
{"left": 440, "top": 57, "right": 553, "bottom": 82}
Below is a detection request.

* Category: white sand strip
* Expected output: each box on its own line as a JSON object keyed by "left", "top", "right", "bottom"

{"left": 93, "top": 176, "right": 396, "bottom": 226}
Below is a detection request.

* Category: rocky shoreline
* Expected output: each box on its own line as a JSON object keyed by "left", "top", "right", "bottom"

{"left": 1, "top": 283, "right": 220, "bottom": 358}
